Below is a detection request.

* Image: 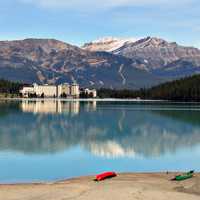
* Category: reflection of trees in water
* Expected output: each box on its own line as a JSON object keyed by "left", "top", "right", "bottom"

{"left": 0, "top": 100, "right": 20, "bottom": 117}
{"left": 151, "top": 109, "right": 200, "bottom": 126}
{"left": 0, "top": 101, "right": 200, "bottom": 158}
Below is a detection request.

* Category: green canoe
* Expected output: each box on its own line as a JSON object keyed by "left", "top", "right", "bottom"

{"left": 173, "top": 171, "right": 194, "bottom": 181}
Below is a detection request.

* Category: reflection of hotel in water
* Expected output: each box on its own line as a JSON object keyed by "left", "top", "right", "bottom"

{"left": 21, "top": 100, "right": 97, "bottom": 114}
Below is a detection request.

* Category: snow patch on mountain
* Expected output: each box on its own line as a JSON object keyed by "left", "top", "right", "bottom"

{"left": 82, "top": 37, "right": 137, "bottom": 52}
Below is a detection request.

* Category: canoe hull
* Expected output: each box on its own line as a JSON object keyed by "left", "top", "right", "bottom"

{"left": 175, "top": 174, "right": 193, "bottom": 181}
{"left": 95, "top": 172, "right": 117, "bottom": 181}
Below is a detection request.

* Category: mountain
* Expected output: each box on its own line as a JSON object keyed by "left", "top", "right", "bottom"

{"left": 1, "top": 37, "right": 200, "bottom": 89}
{"left": 113, "top": 37, "right": 200, "bottom": 70}
{"left": 84, "top": 37, "right": 200, "bottom": 79}
{"left": 82, "top": 37, "right": 136, "bottom": 52}
{"left": 153, "top": 57, "right": 200, "bottom": 78}
{"left": 0, "top": 38, "right": 160, "bottom": 89}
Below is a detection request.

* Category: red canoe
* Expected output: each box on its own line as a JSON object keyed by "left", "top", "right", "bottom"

{"left": 95, "top": 172, "right": 117, "bottom": 181}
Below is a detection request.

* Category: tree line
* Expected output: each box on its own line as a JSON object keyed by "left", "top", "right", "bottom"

{"left": 1, "top": 74, "right": 200, "bottom": 101}
{"left": 98, "top": 74, "right": 200, "bottom": 101}
{"left": 0, "top": 79, "right": 23, "bottom": 94}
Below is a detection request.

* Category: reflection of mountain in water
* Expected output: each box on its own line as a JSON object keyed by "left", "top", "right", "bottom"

{"left": 0, "top": 101, "right": 200, "bottom": 158}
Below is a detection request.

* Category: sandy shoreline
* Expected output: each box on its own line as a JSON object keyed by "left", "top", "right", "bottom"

{"left": 0, "top": 173, "right": 200, "bottom": 200}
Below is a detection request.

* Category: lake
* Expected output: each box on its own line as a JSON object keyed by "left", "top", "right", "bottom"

{"left": 0, "top": 99, "right": 200, "bottom": 183}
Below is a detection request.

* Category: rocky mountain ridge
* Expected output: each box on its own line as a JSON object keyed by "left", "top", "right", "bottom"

{"left": 82, "top": 37, "right": 137, "bottom": 52}
{"left": 0, "top": 37, "right": 200, "bottom": 89}
{"left": 0, "top": 38, "right": 160, "bottom": 89}
{"left": 83, "top": 36, "right": 200, "bottom": 73}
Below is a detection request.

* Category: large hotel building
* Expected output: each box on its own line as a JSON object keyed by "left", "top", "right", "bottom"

{"left": 20, "top": 83, "right": 80, "bottom": 98}
{"left": 20, "top": 83, "right": 97, "bottom": 98}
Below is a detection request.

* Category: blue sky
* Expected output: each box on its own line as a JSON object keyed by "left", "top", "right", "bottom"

{"left": 0, "top": 0, "right": 200, "bottom": 47}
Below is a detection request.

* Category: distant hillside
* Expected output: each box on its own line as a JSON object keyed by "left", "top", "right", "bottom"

{"left": 142, "top": 74, "right": 200, "bottom": 101}
{"left": 0, "top": 38, "right": 161, "bottom": 89}
{"left": 98, "top": 74, "right": 200, "bottom": 101}
{"left": 84, "top": 36, "right": 200, "bottom": 79}
{"left": 1, "top": 37, "right": 200, "bottom": 89}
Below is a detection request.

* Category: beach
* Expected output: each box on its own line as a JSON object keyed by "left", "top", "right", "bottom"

{"left": 0, "top": 173, "right": 200, "bottom": 200}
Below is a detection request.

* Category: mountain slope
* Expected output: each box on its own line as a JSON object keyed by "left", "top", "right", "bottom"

{"left": 0, "top": 38, "right": 161, "bottom": 89}
{"left": 152, "top": 58, "right": 200, "bottom": 79}
{"left": 2, "top": 37, "right": 199, "bottom": 89}
{"left": 113, "top": 37, "right": 200, "bottom": 71}
{"left": 98, "top": 73, "right": 200, "bottom": 101}
{"left": 84, "top": 37, "right": 200, "bottom": 77}
{"left": 135, "top": 74, "right": 200, "bottom": 101}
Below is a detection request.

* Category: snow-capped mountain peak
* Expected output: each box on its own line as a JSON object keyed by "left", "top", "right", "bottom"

{"left": 82, "top": 36, "right": 137, "bottom": 52}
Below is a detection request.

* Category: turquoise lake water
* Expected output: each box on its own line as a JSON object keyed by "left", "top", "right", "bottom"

{"left": 0, "top": 100, "right": 200, "bottom": 183}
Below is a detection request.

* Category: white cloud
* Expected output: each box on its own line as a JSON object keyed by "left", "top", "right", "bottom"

{"left": 19, "top": 0, "right": 194, "bottom": 10}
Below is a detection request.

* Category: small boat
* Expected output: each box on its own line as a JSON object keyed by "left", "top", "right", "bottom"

{"left": 172, "top": 170, "right": 194, "bottom": 181}
{"left": 95, "top": 171, "right": 117, "bottom": 181}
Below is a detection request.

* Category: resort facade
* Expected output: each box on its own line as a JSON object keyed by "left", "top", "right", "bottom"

{"left": 20, "top": 83, "right": 97, "bottom": 98}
